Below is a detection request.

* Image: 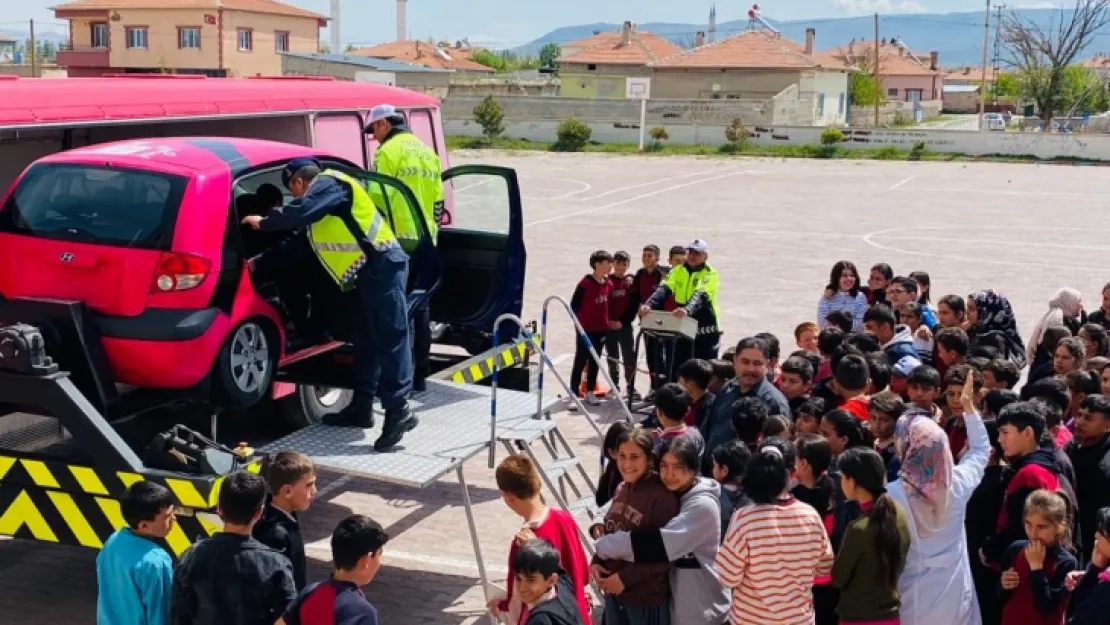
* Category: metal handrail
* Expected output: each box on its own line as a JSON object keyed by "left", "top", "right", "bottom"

{"left": 535, "top": 295, "right": 636, "bottom": 425}
{"left": 489, "top": 312, "right": 610, "bottom": 469}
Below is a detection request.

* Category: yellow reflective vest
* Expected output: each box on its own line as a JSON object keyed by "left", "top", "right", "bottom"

{"left": 371, "top": 131, "right": 445, "bottom": 247}
{"left": 308, "top": 169, "right": 401, "bottom": 292}
{"left": 662, "top": 263, "right": 722, "bottom": 335}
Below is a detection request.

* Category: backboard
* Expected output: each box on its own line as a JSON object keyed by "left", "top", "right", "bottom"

{"left": 625, "top": 77, "right": 651, "bottom": 100}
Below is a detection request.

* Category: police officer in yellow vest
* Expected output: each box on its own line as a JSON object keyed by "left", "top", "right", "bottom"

{"left": 639, "top": 239, "right": 722, "bottom": 377}
{"left": 364, "top": 104, "right": 445, "bottom": 393}
{"left": 242, "top": 157, "right": 418, "bottom": 452}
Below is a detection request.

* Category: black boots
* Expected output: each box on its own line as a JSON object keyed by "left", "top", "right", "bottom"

{"left": 374, "top": 406, "right": 419, "bottom": 452}
{"left": 323, "top": 392, "right": 375, "bottom": 428}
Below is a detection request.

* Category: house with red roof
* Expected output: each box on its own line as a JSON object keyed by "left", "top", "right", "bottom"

{"left": 828, "top": 38, "right": 942, "bottom": 103}
{"left": 558, "top": 22, "right": 684, "bottom": 98}
{"left": 348, "top": 40, "right": 495, "bottom": 75}
{"left": 52, "top": 0, "right": 327, "bottom": 77}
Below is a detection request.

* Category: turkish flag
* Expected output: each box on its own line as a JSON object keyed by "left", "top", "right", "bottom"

{"left": 204, "top": 14, "right": 216, "bottom": 25}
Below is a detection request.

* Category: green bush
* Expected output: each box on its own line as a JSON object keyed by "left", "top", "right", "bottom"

{"left": 873, "top": 146, "right": 903, "bottom": 160}
{"left": 554, "top": 116, "right": 592, "bottom": 151}
{"left": 816, "top": 145, "right": 839, "bottom": 158}
{"left": 910, "top": 141, "right": 927, "bottom": 158}
{"left": 472, "top": 95, "right": 505, "bottom": 140}
{"left": 724, "top": 117, "right": 749, "bottom": 145}
{"left": 647, "top": 126, "right": 669, "bottom": 151}
{"left": 820, "top": 127, "right": 845, "bottom": 146}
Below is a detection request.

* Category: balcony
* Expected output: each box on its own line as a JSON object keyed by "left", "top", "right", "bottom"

{"left": 56, "top": 44, "right": 110, "bottom": 69}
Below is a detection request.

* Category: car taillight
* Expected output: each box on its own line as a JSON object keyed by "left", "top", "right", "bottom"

{"left": 151, "top": 252, "right": 211, "bottom": 293}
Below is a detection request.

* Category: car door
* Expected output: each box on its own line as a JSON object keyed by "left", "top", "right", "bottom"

{"left": 434, "top": 165, "right": 524, "bottom": 352}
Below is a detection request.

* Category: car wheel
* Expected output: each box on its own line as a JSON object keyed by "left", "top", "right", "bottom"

{"left": 213, "top": 321, "right": 274, "bottom": 408}
{"left": 277, "top": 384, "right": 353, "bottom": 428}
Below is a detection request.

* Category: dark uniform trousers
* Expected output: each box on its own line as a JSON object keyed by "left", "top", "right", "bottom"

{"left": 352, "top": 247, "right": 413, "bottom": 411}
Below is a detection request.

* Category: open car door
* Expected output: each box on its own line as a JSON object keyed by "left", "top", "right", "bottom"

{"left": 433, "top": 165, "right": 525, "bottom": 353}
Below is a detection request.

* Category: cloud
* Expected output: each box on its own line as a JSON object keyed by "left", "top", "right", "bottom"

{"left": 832, "top": 0, "right": 927, "bottom": 14}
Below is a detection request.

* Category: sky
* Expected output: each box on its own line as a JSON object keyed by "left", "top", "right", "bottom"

{"left": 3, "top": 0, "right": 1066, "bottom": 47}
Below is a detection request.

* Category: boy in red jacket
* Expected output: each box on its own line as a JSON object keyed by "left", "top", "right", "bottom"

{"left": 569, "top": 250, "right": 613, "bottom": 408}
{"left": 491, "top": 455, "right": 592, "bottom": 625}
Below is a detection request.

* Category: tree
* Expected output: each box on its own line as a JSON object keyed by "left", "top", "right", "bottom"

{"left": 538, "top": 42, "right": 561, "bottom": 69}
{"left": 846, "top": 55, "right": 886, "bottom": 106}
{"left": 470, "top": 49, "right": 506, "bottom": 71}
{"left": 1002, "top": 0, "right": 1110, "bottom": 121}
{"left": 993, "top": 71, "right": 1021, "bottom": 98}
{"left": 472, "top": 95, "right": 505, "bottom": 141}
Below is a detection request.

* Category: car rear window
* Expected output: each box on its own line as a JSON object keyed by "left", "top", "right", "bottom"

{"left": 0, "top": 163, "right": 188, "bottom": 250}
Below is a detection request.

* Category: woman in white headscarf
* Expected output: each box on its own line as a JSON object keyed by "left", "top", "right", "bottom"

{"left": 1027, "top": 287, "right": 1084, "bottom": 364}
{"left": 887, "top": 374, "right": 989, "bottom": 625}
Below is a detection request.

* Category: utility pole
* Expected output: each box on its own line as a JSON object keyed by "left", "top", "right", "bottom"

{"left": 979, "top": 0, "right": 991, "bottom": 130}
{"left": 992, "top": 4, "right": 1006, "bottom": 104}
{"left": 874, "top": 13, "right": 881, "bottom": 127}
{"left": 28, "top": 19, "right": 37, "bottom": 78}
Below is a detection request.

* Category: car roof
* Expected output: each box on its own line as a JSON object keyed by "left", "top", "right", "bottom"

{"left": 34, "top": 137, "right": 331, "bottom": 177}
{"left": 0, "top": 77, "right": 439, "bottom": 128}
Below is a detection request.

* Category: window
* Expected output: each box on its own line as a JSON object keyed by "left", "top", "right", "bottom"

{"left": 179, "top": 27, "right": 200, "bottom": 49}
{"left": 817, "top": 93, "right": 825, "bottom": 119}
{"left": 887, "top": 88, "right": 898, "bottom": 96}
{"left": 0, "top": 164, "right": 188, "bottom": 251}
{"left": 587, "top": 64, "right": 597, "bottom": 71}
{"left": 237, "top": 28, "right": 252, "bottom": 51}
{"left": 838, "top": 93, "right": 846, "bottom": 114}
{"left": 275, "top": 31, "right": 289, "bottom": 52}
{"left": 126, "top": 26, "right": 147, "bottom": 49}
{"left": 91, "top": 23, "right": 108, "bottom": 48}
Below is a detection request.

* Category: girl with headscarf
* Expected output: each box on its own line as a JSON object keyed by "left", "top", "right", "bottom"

{"left": 966, "top": 290, "right": 1027, "bottom": 370}
{"left": 886, "top": 374, "right": 990, "bottom": 625}
{"left": 1027, "top": 288, "right": 1084, "bottom": 364}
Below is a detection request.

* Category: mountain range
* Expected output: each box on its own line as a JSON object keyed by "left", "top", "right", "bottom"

{"left": 513, "top": 9, "right": 1110, "bottom": 68}
{"left": 0, "top": 28, "right": 70, "bottom": 46}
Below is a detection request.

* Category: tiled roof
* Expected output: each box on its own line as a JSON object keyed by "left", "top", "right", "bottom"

{"left": 653, "top": 30, "right": 843, "bottom": 70}
{"left": 944, "top": 65, "right": 995, "bottom": 82}
{"left": 349, "top": 41, "right": 495, "bottom": 72}
{"left": 827, "top": 41, "right": 939, "bottom": 77}
{"left": 1081, "top": 54, "right": 1110, "bottom": 69}
{"left": 51, "top": 0, "right": 327, "bottom": 20}
{"left": 280, "top": 51, "right": 447, "bottom": 73}
{"left": 560, "top": 31, "right": 682, "bottom": 65}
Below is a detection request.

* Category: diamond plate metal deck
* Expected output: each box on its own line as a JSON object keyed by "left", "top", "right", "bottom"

{"left": 259, "top": 380, "right": 559, "bottom": 488}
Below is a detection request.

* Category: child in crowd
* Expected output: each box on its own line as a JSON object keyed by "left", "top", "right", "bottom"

{"left": 1066, "top": 506, "right": 1110, "bottom": 625}
{"left": 794, "top": 397, "right": 827, "bottom": 436}
{"left": 731, "top": 396, "right": 770, "bottom": 451}
{"left": 865, "top": 352, "right": 892, "bottom": 396}
{"left": 867, "top": 263, "right": 894, "bottom": 306}
{"left": 255, "top": 451, "right": 317, "bottom": 590}
{"left": 279, "top": 514, "right": 388, "bottom": 625}
{"left": 796, "top": 322, "right": 820, "bottom": 353}
{"left": 984, "top": 359, "right": 1021, "bottom": 391}
{"left": 818, "top": 261, "right": 869, "bottom": 332}
{"left": 1068, "top": 395, "right": 1110, "bottom": 567}
{"left": 666, "top": 245, "right": 686, "bottom": 270}
{"left": 172, "top": 472, "right": 296, "bottom": 625}
{"left": 826, "top": 310, "right": 855, "bottom": 334}
{"left": 590, "top": 428, "right": 678, "bottom": 625}
{"left": 607, "top": 251, "right": 639, "bottom": 399}
{"left": 1064, "top": 370, "right": 1100, "bottom": 431}
{"left": 942, "top": 365, "right": 982, "bottom": 460}
{"left": 982, "top": 402, "right": 1069, "bottom": 567}
{"left": 708, "top": 359, "right": 735, "bottom": 394}
{"left": 762, "top": 415, "right": 792, "bottom": 440}
{"left": 96, "top": 481, "right": 175, "bottom": 625}
{"left": 906, "top": 365, "right": 943, "bottom": 418}
{"left": 676, "top": 359, "right": 714, "bottom": 429}
{"left": 651, "top": 383, "right": 704, "bottom": 461}
{"left": 756, "top": 332, "right": 782, "bottom": 382}
{"left": 815, "top": 327, "right": 846, "bottom": 383}
{"left": 569, "top": 250, "right": 613, "bottom": 408}
{"left": 793, "top": 434, "right": 838, "bottom": 625}
{"left": 900, "top": 302, "right": 935, "bottom": 364}
{"left": 596, "top": 422, "right": 633, "bottom": 508}
{"left": 493, "top": 456, "right": 591, "bottom": 625}
{"left": 513, "top": 540, "right": 587, "bottom": 625}
{"left": 832, "top": 447, "right": 911, "bottom": 625}
{"left": 869, "top": 390, "right": 905, "bottom": 483}
{"left": 968, "top": 412, "right": 1011, "bottom": 625}
{"left": 633, "top": 245, "right": 666, "bottom": 393}
{"left": 836, "top": 354, "right": 871, "bottom": 421}
{"left": 936, "top": 328, "right": 970, "bottom": 372}
{"left": 821, "top": 409, "right": 870, "bottom": 458}
{"left": 711, "top": 440, "right": 753, "bottom": 540}
{"left": 778, "top": 355, "right": 816, "bottom": 414}
{"left": 715, "top": 437, "right": 834, "bottom": 624}
{"left": 998, "top": 490, "right": 1078, "bottom": 625}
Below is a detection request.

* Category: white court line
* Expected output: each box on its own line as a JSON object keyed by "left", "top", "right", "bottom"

{"left": 893, "top": 186, "right": 1104, "bottom": 199}
{"left": 890, "top": 175, "right": 915, "bottom": 190}
{"left": 877, "top": 235, "right": 1110, "bottom": 252}
{"left": 453, "top": 178, "right": 496, "bottom": 193}
{"left": 577, "top": 168, "right": 742, "bottom": 202}
{"left": 525, "top": 170, "right": 751, "bottom": 228}
{"left": 522, "top": 177, "right": 594, "bottom": 201}
{"left": 861, "top": 227, "right": 1108, "bottom": 271}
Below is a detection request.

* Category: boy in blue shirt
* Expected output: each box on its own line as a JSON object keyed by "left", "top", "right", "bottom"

{"left": 96, "top": 481, "right": 176, "bottom": 625}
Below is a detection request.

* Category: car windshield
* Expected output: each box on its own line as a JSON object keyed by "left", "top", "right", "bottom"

{"left": 0, "top": 163, "right": 188, "bottom": 250}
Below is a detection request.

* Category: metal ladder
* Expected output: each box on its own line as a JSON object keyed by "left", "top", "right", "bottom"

{"left": 488, "top": 298, "right": 635, "bottom": 553}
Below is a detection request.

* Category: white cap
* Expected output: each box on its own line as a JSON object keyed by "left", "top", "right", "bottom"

{"left": 368, "top": 104, "right": 398, "bottom": 125}
{"left": 686, "top": 239, "right": 709, "bottom": 253}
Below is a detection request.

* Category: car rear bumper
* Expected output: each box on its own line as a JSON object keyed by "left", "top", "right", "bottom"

{"left": 94, "top": 307, "right": 219, "bottom": 341}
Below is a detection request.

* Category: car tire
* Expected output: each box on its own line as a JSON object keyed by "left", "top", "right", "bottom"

{"left": 212, "top": 320, "right": 275, "bottom": 408}
{"left": 277, "top": 385, "right": 353, "bottom": 428}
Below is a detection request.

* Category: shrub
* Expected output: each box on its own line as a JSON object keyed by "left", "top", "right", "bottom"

{"left": 472, "top": 95, "right": 505, "bottom": 140}
{"left": 874, "top": 146, "right": 903, "bottom": 160}
{"left": 647, "top": 126, "right": 669, "bottom": 151}
{"left": 554, "top": 116, "right": 592, "bottom": 151}
{"left": 724, "top": 117, "right": 749, "bottom": 144}
{"left": 816, "top": 144, "right": 839, "bottom": 158}
{"left": 820, "top": 127, "right": 845, "bottom": 146}
{"left": 910, "top": 141, "right": 927, "bottom": 159}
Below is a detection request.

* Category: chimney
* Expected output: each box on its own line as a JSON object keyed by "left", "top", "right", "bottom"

{"left": 621, "top": 20, "right": 633, "bottom": 46}
{"left": 898, "top": 46, "right": 905, "bottom": 56}
{"left": 848, "top": 39, "right": 855, "bottom": 55}
{"left": 396, "top": 0, "right": 407, "bottom": 42}
{"left": 929, "top": 50, "right": 938, "bottom": 70}
{"left": 805, "top": 28, "right": 815, "bottom": 55}
{"left": 696, "top": 31, "right": 705, "bottom": 47}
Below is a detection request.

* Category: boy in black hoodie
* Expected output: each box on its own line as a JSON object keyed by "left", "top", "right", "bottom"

{"left": 512, "top": 539, "right": 585, "bottom": 625}
{"left": 254, "top": 451, "right": 317, "bottom": 590}
{"left": 1067, "top": 395, "right": 1110, "bottom": 566}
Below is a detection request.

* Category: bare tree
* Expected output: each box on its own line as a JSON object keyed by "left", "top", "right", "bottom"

{"left": 1002, "top": 0, "right": 1110, "bottom": 122}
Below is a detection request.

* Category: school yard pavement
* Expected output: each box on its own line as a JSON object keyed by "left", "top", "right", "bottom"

{"left": 2, "top": 153, "right": 1109, "bottom": 623}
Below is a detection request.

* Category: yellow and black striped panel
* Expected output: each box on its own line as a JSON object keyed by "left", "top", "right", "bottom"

{"left": 0, "top": 456, "right": 261, "bottom": 557}
{"left": 448, "top": 336, "right": 540, "bottom": 385}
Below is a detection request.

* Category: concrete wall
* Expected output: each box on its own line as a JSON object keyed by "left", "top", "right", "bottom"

{"left": 883, "top": 74, "right": 941, "bottom": 101}
{"left": 848, "top": 99, "right": 942, "bottom": 127}
{"left": 651, "top": 67, "right": 801, "bottom": 100}
{"left": 943, "top": 91, "right": 979, "bottom": 114}
{"left": 448, "top": 78, "right": 559, "bottom": 97}
{"left": 800, "top": 71, "right": 850, "bottom": 126}
{"left": 560, "top": 62, "right": 649, "bottom": 99}
{"left": 281, "top": 54, "right": 449, "bottom": 97}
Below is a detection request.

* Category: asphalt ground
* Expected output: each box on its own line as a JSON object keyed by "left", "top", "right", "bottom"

{"left": 3, "top": 152, "right": 1109, "bottom": 623}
